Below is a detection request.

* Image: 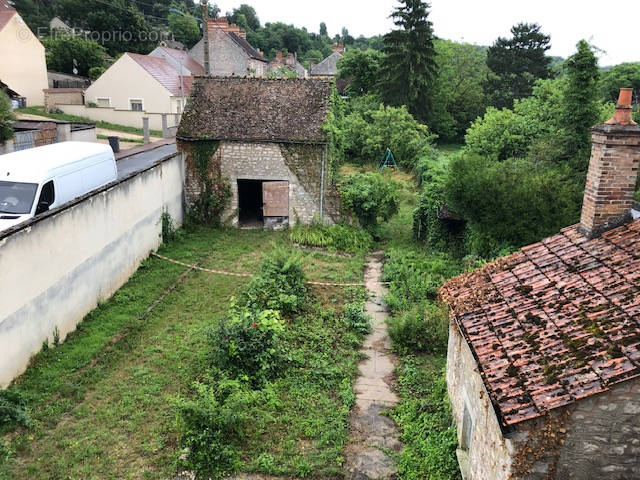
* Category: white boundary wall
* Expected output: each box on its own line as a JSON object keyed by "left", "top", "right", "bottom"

{"left": 58, "top": 104, "right": 181, "bottom": 131}
{"left": 0, "top": 152, "right": 185, "bottom": 387}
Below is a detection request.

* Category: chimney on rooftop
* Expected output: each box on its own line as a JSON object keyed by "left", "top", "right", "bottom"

{"left": 579, "top": 88, "right": 640, "bottom": 238}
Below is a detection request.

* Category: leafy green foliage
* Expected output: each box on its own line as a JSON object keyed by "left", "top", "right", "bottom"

{"left": 209, "top": 305, "right": 285, "bottom": 381}
{"left": 384, "top": 249, "right": 461, "bottom": 315}
{"left": 337, "top": 48, "right": 384, "bottom": 97}
{"left": 43, "top": 35, "right": 106, "bottom": 77}
{"left": 445, "top": 154, "right": 583, "bottom": 257}
{"left": 485, "top": 22, "right": 552, "bottom": 109}
{"left": 0, "top": 92, "right": 15, "bottom": 143}
{"left": 600, "top": 62, "right": 640, "bottom": 104}
{"left": 338, "top": 172, "right": 399, "bottom": 232}
{"left": 391, "top": 359, "right": 461, "bottom": 480}
{"left": 341, "top": 302, "right": 372, "bottom": 335}
{"left": 0, "top": 390, "right": 31, "bottom": 432}
{"left": 289, "top": 223, "right": 374, "bottom": 253}
{"left": 388, "top": 303, "right": 449, "bottom": 355}
{"left": 168, "top": 12, "right": 201, "bottom": 49}
{"left": 562, "top": 40, "right": 601, "bottom": 163}
{"left": 176, "top": 379, "right": 259, "bottom": 479}
{"left": 342, "top": 104, "right": 435, "bottom": 170}
{"left": 379, "top": 0, "right": 438, "bottom": 123}
{"left": 430, "top": 40, "right": 489, "bottom": 142}
{"left": 241, "top": 247, "right": 307, "bottom": 315}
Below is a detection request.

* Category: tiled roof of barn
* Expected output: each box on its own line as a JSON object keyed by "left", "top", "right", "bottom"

{"left": 177, "top": 77, "right": 333, "bottom": 144}
{"left": 441, "top": 221, "right": 640, "bottom": 429}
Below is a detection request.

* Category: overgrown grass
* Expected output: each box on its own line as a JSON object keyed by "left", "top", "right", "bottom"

{"left": 290, "top": 223, "right": 374, "bottom": 253}
{"left": 379, "top": 166, "right": 463, "bottom": 480}
{"left": 0, "top": 227, "right": 367, "bottom": 479}
{"left": 16, "top": 106, "right": 163, "bottom": 137}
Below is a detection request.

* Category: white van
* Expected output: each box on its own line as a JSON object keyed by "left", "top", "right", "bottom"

{"left": 0, "top": 142, "right": 117, "bottom": 233}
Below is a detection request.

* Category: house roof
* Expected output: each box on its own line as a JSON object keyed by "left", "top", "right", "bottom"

{"left": 0, "top": 0, "right": 16, "bottom": 31}
{"left": 126, "top": 53, "right": 193, "bottom": 96}
{"left": 177, "top": 77, "right": 333, "bottom": 144}
{"left": 441, "top": 221, "right": 640, "bottom": 429}
{"left": 155, "top": 46, "right": 205, "bottom": 76}
{"left": 310, "top": 52, "right": 343, "bottom": 76}
{"left": 228, "top": 32, "right": 267, "bottom": 62}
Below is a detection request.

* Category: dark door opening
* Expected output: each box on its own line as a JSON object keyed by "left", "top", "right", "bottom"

{"left": 238, "top": 179, "right": 264, "bottom": 226}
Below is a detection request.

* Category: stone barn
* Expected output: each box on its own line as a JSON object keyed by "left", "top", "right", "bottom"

{"left": 441, "top": 89, "right": 640, "bottom": 480}
{"left": 177, "top": 77, "right": 340, "bottom": 227}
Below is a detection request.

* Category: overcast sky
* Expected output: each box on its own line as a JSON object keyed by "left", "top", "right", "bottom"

{"left": 213, "top": 0, "right": 639, "bottom": 66}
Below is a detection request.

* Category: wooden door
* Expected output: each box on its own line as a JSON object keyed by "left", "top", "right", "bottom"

{"left": 262, "top": 181, "right": 289, "bottom": 217}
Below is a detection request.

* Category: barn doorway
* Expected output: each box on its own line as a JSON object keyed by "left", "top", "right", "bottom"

{"left": 237, "top": 180, "right": 289, "bottom": 228}
{"left": 237, "top": 180, "right": 264, "bottom": 227}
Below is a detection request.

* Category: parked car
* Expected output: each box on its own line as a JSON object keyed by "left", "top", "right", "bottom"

{"left": 0, "top": 142, "right": 117, "bottom": 233}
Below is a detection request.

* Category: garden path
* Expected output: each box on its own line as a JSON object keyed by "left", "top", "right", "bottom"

{"left": 343, "top": 252, "right": 402, "bottom": 479}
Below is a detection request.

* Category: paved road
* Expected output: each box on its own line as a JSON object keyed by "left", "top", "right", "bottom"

{"left": 116, "top": 143, "right": 178, "bottom": 179}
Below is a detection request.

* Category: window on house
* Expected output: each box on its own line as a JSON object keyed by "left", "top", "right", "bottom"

{"left": 96, "top": 98, "right": 110, "bottom": 108}
{"left": 130, "top": 99, "right": 143, "bottom": 111}
{"left": 35, "top": 181, "right": 55, "bottom": 215}
{"left": 461, "top": 403, "right": 474, "bottom": 451}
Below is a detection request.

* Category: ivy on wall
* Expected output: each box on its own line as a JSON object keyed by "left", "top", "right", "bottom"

{"left": 185, "top": 140, "right": 232, "bottom": 226}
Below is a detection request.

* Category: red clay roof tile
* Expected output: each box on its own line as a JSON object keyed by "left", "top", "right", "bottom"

{"left": 441, "top": 220, "right": 640, "bottom": 428}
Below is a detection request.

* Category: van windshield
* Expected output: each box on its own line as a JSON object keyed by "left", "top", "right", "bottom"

{"left": 0, "top": 181, "right": 38, "bottom": 214}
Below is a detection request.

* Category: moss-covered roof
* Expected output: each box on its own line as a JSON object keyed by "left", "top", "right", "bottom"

{"left": 177, "top": 77, "right": 333, "bottom": 144}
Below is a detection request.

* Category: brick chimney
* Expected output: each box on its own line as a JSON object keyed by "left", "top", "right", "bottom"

{"left": 332, "top": 43, "right": 345, "bottom": 55}
{"left": 579, "top": 88, "right": 640, "bottom": 238}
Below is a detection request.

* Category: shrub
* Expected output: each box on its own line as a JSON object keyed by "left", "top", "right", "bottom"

{"left": 388, "top": 303, "right": 449, "bottom": 355}
{"left": 241, "top": 247, "right": 307, "bottom": 315}
{"left": 341, "top": 302, "right": 372, "bottom": 335}
{"left": 0, "top": 389, "right": 30, "bottom": 431}
{"left": 0, "top": 91, "right": 14, "bottom": 143}
{"left": 383, "top": 250, "right": 461, "bottom": 315}
{"left": 176, "top": 379, "right": 259, "bottom": 478}
{"left": 289, "top": 224, "right": 374, "bottom": 253}
{"left": 342, "top": 104, "right": 436, "bottom": 170}
{"left": 209, "top": 304, "right": 285, "bottom": 381}
{"left": 445, "top": 153, "right": 583, "bottom": 257}
{"left": 338, "top": 172, "right": 399, "bottom": 233}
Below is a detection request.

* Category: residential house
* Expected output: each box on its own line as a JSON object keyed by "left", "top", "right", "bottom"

{"left": 49, "top": 16, "right": 72, "bottom": 33}
{"left": 189, "top": 17, "right": 268, "bottom": 77}
{"left": 0, "top": 0, "right": 48, "bottom": 105}
{"left": 441, "top": 89, "right": 640, "bottom": 480}
{"left": 270, "top": 51, "right": 309, "bottom": 79}
{"left": 68, "top": 52, "right": 193, "bottom": 130}
{"left": 310, "top": 43, "right": 345, "bottom": 79}
{"left": 177, "top": 77, "right": 341, "bottom": 227}
{"left": 148, "top": 46, "right": 205, "bottom": 77}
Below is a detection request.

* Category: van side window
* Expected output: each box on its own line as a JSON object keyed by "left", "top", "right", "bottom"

{"left": 35, "top": 181, "right": 55, "bottom": 215}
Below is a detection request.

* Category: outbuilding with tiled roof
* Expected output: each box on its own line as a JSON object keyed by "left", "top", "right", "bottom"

{"left": 442, "top": 89, "right": 640, "bottom": 480}
{"left": 177, "top": 77, "right": 341, "bottom": 228}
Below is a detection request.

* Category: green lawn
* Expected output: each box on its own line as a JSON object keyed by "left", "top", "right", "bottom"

{"left": 16, "top": 106, "right": 164, "bottom": 137}
{"left": 0, "top": 227, "right": 367, "bottom": 479}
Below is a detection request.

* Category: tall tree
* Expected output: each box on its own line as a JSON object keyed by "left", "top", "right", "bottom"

{"left": 168, "top": 11, "right": 201, "bottom": 48}
{"left": 227, "top": 4, "right": 260, "bottom": 31}
{"left": 562, "top": 40, "right": 601, "bottom": 166}
{"left": 599, "top": 63, "right": 640, "bottom": 104}
{"left": 337, "top": 49, "right": 385, "bottom": 96}
{"left": 43, "top": 35, "right": 106, "bottom": 77}
{"left": 319, "top": 22, "right": 328, "bottom": 37}
{"left": 378, "top": 0, "right": 438, "bottom": 123}
{"left": 485, "top": 23, "right": 552, "bottom": 109}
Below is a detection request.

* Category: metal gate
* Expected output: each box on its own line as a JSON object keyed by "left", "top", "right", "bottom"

{"left": 262, "top": 181, "right": 289, "bottom": 217}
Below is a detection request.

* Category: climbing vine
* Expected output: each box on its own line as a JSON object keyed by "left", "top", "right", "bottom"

{"left": 186, "top": 141, "right": 232, "bottom": 226}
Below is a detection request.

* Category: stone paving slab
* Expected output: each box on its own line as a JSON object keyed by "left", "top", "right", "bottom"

{"left": 344, "top": 253, "right": 401, "bottom": 480}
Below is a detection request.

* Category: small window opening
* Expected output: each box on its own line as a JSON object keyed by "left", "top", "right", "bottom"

{"left": 35, "top": 180, "right": 55, "bottom": 215}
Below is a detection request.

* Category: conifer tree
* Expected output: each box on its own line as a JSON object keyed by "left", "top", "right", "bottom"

{"left": 378, "top": 0, "right": 438, "bottom": 123}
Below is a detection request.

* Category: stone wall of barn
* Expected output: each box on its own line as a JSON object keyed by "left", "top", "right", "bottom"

{"left": 180, "top": 140, "right": 341, "bottom": 226}
{"left": 556, "top": 378, "right": 640, "bottom": 479}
